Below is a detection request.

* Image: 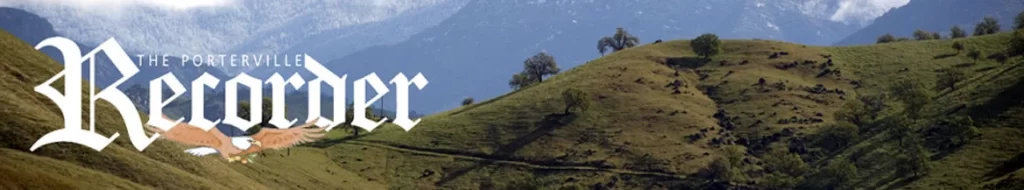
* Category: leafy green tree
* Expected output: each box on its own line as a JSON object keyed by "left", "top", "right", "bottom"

{"left": 859, "top": 95, "right": 887, "bottom": 120}
{"left": 877, "top": 33, "right": 896, "bottom": 43}
{"left": 461, "top": 97, "right": 474, "bottom": 106}
{"left": 889, "top": 80, "right": 932, "bottom": 119}
{"left": 952, "top": 41, "right": 965, "bottom": 54}
{"left": 706, "top": 156, "right": 734, "bottom": 183}
{"left": 691, "top": 33, "right": 722, "bottom": 59}
{"left": 886, "top": 116, "right": 915, "bottom": 147}
{"left": 913, "top": 29, "right": 933, "bottom": 40}
{"left": 561, "top": 88, "right": 591, "bottom": 114}
{"left": 820, "top": 158, "right": 858, "bottom": 189}
{"left": 817, "top": 123, "right": 860, "bottom": 151}
{"left": 522, "top": 52, "right": 560, "bottom": 83}
{"left": 1016, "top": 11, "right": 1024, "bottom": 29}
{"left": 974, "top": 17, "right": 1001, "bottom": 36}
{"left": 898, "top": 136, "right": 931, "bottom": 177}
{"left": 951, "top": 26, "right": 967, "bottom": 38}
{"left": 836, "top": 100, "right": 870, "bottom": 127}
{"left": 509, "top": 73, "right": 535, "bottom": 90}
{"left": 763, "top": 147, "right": 810, "bottom": 177}
{"left": 936, "top": 69, "right": 966, "bottom": 91}
{"left": 597, "top": 27, "right": 640, "bottom": 55}
{"left": 932, "top": 32, "right": 942, "bottom": 40}
{"left": 930, "top": 116, "right": 979, "bottom": 147}
{"left": 1010, "top": 30, "right": 1024, "bottom": 56}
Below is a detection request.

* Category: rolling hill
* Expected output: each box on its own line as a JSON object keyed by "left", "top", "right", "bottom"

{"left": 3, "top": 24, "right": 1024, "bottom": 189}
{"left": 834, "top": 0, "right": 1024, "bottom": 45}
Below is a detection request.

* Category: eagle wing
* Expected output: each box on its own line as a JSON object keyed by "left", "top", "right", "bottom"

{"left": 251, "top": 120, "right": 325, "bottom": 150}
{"left": 146, "top": 115, "right": 231, "bottom": 149}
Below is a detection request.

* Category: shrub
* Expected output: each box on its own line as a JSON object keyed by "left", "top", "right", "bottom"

{"left": 763, "top": 147, "right": 810, "bottom": 177}
{"left": 705, "top": 156, "right": 734, "bottom": 183}
{"left": 877, "top": 34, "right": 896, "bottom": 43}
{"left": 889, "top": 80, "right": 932, "bottom": 119}
{"left": 691, "top": 33, "right": 722, "bottom": 59}
{"left": 835, "top": 100, "right": 870, "bottom": 127}
{"left": 561, "top": 88, "right": 591, "bottom": 114}
{"left": 913, "top": 29, "right": 933, "bottom": 40}
{"left": 952, "top": 41, "right": 965, "bottom": 54}
{"left": 820, "top": 159, "right": 858, "bottom": 189}
{"left": 1010, "top": 30, "right": 1024, "bottom": 56}
{"left": 936, "top": 69, "right": 966, "bottom": 91}
{"left": 461, "top": 97, "right": 474, "bottom": 106}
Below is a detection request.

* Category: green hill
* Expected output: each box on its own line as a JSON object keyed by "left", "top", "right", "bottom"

{"left": 2, "top": 26, "right": 1024, "bottom": 189}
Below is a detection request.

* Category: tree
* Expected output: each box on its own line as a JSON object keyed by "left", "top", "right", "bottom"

{"left": 461, "top": 97, "right": 474, "bottom": 106}
{"left": 522, "top": 52, "right": 560, "bottom": 83}
{"left": 1010, "top": 30, "right": 1024, "bottom": 56}
{"left": 936, "top": 69, "right": 966, "bottom": 91}
{"left": 913, "top": 29, "right": 933, "bottom": 40}
{"left": 509, "top": 73, "right": 535, "bottom": 90}
{"left": 952, "top": 41, "right": 965, "bottom": 54}
{"left": 836, "top": 100, "right": 870, "bottom": 127}
{"left": 763, "top": 147, "right": 810, "bottom": 177}
{"left": 561, "top": 88, "right": 590, "bottom": 115}
{"left": 820, "top": 158, "right": 858, "bottom": 189}
{"left": 932, "top": 32, "right": 942, "bottom": 40}
{"left": 691, "top": 33, "right": 722, "bottom": 59}
{"left": 877, "top": 33, "right": 896, "bottom": 43}
{"left": 928, "top": 116, "right": 979, "bottom": 147}
{"left": 974, "top": 17, "right": 1001, "bottom": 36}
{"left": 816, "top": 123, "right": 860, "bottom": 151}
{"left": 597, "top": 27, "right": 640, "bottom": 55}
{"left": 706, "top": 156, "right": 734, "bottom": 183}
{"left": 859, "top": 95, "right": 887, "bottom": 120}
{"left": 950, "top": 26, "right": 966, "bottom": 38}
{"left": 889, "top": 80, "right": 932, "bottom": 119}
{"left": 898, "top": 136, "right": 931, "bottom": 177}
{"left": 343, "top": 103, "right": 376, "bottom": 137}
{"left": 1016, "top": 11, "right": 1024, "bottom": 30}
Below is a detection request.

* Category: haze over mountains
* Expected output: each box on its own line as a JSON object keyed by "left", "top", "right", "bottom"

{"left": 835, "top": 0, "right": 1024, "bottom": 45}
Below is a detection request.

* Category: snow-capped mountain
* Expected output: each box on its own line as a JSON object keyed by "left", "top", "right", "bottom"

{"left": 323, "top": 0, "right": 885, "bottom": 113}
{"left": 3, "top": 0, "right": 469, "bottom": 74}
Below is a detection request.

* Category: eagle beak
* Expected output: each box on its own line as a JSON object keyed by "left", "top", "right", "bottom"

{"left": 252, "top": 140, "right": 263, "bottom": 147}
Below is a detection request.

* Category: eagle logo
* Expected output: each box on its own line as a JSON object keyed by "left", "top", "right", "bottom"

{"left": 145, "top": 115, "right": 325, "bottom": 164}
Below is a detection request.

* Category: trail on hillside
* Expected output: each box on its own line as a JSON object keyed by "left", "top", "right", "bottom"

{"left": 337, "top": 139, "right": 691, "bottom": 180}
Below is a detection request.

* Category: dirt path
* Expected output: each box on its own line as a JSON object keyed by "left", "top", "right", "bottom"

{"left": 339, "top": 140, "right": 691, "bottom": 180}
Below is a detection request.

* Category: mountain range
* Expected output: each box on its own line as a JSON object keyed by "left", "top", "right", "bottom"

{"left": 835, "top": 0, "right": 1024, "bottom": 45}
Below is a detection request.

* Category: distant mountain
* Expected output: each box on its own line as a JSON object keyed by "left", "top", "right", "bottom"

{"left": 324, "top": 0, "right": 865, "bottom": 112}
{"left": 0, "top": 7, "right": 57, "bottom": 45}
{"left": 834, "top": 0, "right": 1024, "bottom": 45}
{"left": 5, "top": 0, "right": 468, "bottom": 74}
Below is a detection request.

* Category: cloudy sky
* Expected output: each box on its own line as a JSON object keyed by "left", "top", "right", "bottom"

{"left": 830, "top": 0, "right": 911, "bottom": 24}
{"left": 0, "top": 0, "right": 235, "bottom": 10}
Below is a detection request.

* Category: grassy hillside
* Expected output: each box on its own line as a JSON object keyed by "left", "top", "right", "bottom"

{"left": 0, "top": 30, "right": 384, "bottom": 189}
{"left": 3, "top": 25, "right": 1024, "bottom": 189}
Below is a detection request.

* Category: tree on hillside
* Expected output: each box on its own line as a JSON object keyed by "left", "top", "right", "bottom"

{"left": 561, "top": 88, "right": 590, "bottom": 115}
{"left": 936, "top": 69, "right": 966, "bottom": 91}
{"left": 877, "top": 33, "right": 896, "bottom": 43}
{"left": 816, "top": 123, "right": 859, "bottom": 151}
{"left": 836, "top": 100, "right": 870, "bottom": 127}
{"left": 705, "top": 156, "right": 734, "bottom": 183}
{"left": 509, "top": 73, "right": 535, "bottom": 90}
{"left": 461, "top": 97, "right": 474, "bottom": 106}
{"left": 691, "top": 33, "right": 722, "bottom": 59}
{"left": 889, "top": 80, "right": 932, "bottom": 119}
{"left": 898, "top": 136, "right": 931, "bottom": 177}
{"left": 1010, "top": 30, "right": 1024, "bottom": 56}
{"left": 932, "top": 32, "right": 942, "bottom": 40}
{"left": 343, "top": 103, "right": 376, "bottom": 137}
{"left": 951, "top": 26, "right": 967, "bottom": 38}
{"left": 952, "top": 41, "right": 965, "bottom": 54}
{"left": 819, "top": 158, "right": 858, "bottom": 189}
{"left": 597, "top": 27, "right": 640, "bottom": 56}
{"left": 859, "top": 95, "right": 887, "bottom": 120}
{"left": 522, "top": 52, "right": 560, "bottom": 83}
{"left": 763, "top": 147, "right": 810, "bottom": 177}
{"left": 913, "top": 29, "right": 933, "bottom": 40}
{"left": 1016, "top": 11, "right": 1024, "bottom": 30}
{"left": 974, "top": 17, "right": 1001, "bottom": 36}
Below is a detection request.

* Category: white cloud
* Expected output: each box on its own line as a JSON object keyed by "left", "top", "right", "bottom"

{"left": 0, "top": 0, "right": 235, "bottom": 10}
{"left": 830, "top": 0, "right": 910, "bottom": 24}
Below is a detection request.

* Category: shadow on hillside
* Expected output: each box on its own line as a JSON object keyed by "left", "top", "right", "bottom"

{"left": 665, "top": 57, "right": 709, "bottom": 69}
{"left": 968, "top": 73, "right": 1024, "bottom": 123}
{"left": 983, "top": 152, "right": 1024, "bottom": 180}
{"left": 933, "top": 53, "right": 958, "bottom": 60}
{"left": 434, "top": 113, "right": 577, "bottom": 186}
